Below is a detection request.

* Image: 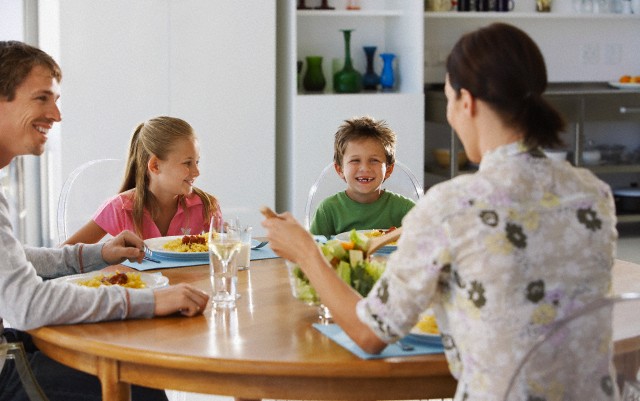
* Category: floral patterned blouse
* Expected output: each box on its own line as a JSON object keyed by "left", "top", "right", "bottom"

{"left": 356, "top": 141, "right": 618, "bottom": 400}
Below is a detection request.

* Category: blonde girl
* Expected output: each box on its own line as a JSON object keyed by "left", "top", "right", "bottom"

{"left": 64, "top": 116, "right": 221, "bottom": 244}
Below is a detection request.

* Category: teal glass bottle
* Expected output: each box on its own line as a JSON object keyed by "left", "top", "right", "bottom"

{"left": 333, "top": 29, "right": 362, "bottom": 94}
{"left": 302, "top": 56, "right": 326, "bottom": 93}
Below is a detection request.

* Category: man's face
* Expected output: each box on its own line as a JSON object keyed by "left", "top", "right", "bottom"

{"left": 0, "top": 65, "right": 61, "bottom": 166}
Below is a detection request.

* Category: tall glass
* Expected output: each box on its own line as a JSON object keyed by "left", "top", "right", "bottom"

{"left": 208, "top": 217, "right": 242, "bottom": 308}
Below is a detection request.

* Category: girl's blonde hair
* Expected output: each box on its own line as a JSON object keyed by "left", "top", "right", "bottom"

{"left": 120, "top": 116, "right": 218, "bottom": 237}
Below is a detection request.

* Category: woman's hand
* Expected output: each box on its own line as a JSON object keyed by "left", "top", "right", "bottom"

{"left": 261, "top": 211, "right": 319, "bottom": 264}
{"left": 153, "top": 283, "right": 210, "bottom": 317}
{"left": 101, "top": 230, "right": 145, "bottom": 265}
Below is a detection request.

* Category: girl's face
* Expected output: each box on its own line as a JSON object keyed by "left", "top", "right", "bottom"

{"left": 151, "top": 138, "right": 200, "bottom": 198}
{"left": 335, "top": 137, "right": 393, "bottom": 204}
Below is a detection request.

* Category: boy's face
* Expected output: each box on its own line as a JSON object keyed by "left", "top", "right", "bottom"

{"left": 335, "top": 137, "right": 393, "bottom": 204}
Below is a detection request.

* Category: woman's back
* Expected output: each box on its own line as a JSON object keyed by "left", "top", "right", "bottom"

{"left": 421, "top": 142, "right": 617, "bottom": 399}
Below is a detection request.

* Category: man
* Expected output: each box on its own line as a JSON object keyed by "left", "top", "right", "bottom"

{"left": 0, "top": 41, "right": 209, "bottom": 401}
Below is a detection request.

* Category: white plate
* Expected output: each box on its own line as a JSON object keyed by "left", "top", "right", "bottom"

{"left": 144, "top": 236, "right": 263, "bottom": 260}
{"left": 52, "top": 271, "right": 169, "bottom": 289}
{"left": 144, "top": 235, "right": 209, "bottom": 260}
{"left": 334, "top": 230, "right": 397, "bottom": 254}
{"left": 608, "top": 81, "right": 640, "bottom": 90}
{"left": 405, "top": 332, "right": 442, "bottom": 346}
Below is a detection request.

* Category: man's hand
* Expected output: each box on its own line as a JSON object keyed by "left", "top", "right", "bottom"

{"left": 101, "top": 230, "right": 145, "bottom": 265}
{"left": 153, "top": 283, "right": 210, "bottom": 316}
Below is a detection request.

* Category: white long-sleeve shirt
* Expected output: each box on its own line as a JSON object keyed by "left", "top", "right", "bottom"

{"left": 0, "top": 192, "right": 154, "bottom": 371}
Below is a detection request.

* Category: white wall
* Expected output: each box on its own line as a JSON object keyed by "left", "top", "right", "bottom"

{"left": 38, "top": 1, "right": 276, "bottom": 242}
{"left": 0, "top": 0, "right": 23, "bottom": 39}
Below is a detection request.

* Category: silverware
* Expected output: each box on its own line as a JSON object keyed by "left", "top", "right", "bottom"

{"left": 143, "top": 245, "right": 161, "bottom": 263}
{"left": 251, "top": 241, "right": 268, "bottom": 250}
{"left": 397, "top": 341, "right": 414, "bottom": 351}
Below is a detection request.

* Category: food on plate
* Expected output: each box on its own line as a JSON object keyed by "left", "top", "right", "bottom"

{"left": 362, "top": 227, "right": 398, "bottom": 245}
{"left": 288, "top": 234, "right": 386, "bottom": 304}
{"left": 76, "top": 271, "right": 146, "bottom": 289}
{"left": 162, "top": 233, "right": 208, "bottom": 252}
{"left": 619, "top": 75, "right": 632, "bottom": 83}
{"left": 413, "top": 313, "right": 440, "bottom": 335}
{"left": 618, "top": 75, "right": 640, "bottom": 84}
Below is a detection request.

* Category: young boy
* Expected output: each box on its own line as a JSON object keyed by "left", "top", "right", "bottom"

{"left": 310, "top": 116, "right": 416, "bottom": 239}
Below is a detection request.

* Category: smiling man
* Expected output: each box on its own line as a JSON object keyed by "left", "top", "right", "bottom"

{"left": 0, "top": 41, "right": 209, "bottom": 401}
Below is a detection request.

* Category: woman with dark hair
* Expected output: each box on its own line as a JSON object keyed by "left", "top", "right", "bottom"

{"left": 262, "top": 23, "right": 617, "bottom": 400}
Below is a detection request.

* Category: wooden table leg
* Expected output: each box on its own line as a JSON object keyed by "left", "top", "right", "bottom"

{"left": 97, "top": 357, "right": 131, "bottom": 401}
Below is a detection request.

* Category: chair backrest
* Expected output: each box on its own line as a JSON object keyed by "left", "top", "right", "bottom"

{"left": 303, "top": 160, "right": 424, "bottom": 230}
{"left": 57, "top": 158, "right": 124, "bottom": 244}
{"left": 1, "top": 342, "right": 50, "bottom": 400}
{"left": 503, "top": 292, "right": 640, "bottom": 401}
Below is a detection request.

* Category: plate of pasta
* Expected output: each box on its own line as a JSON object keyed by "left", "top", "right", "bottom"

{"left": 52, "top": 271, "right": 168, "bottom": 289}
{"left": 407, "top": 312, "right": 442, "bottom": 345}
{"left": 144, "top": 235, "right": 209, "bottom": 261}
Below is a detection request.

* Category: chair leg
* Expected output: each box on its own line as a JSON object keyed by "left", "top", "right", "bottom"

{"left": 7, "top": 342, "right": 50, "bottom": 401}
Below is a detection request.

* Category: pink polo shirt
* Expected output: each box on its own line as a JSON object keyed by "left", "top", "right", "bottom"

{"left": 93, "top": 192, "right": 221, "bottom": 239}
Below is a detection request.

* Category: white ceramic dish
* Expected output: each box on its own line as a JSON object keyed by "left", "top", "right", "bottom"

{"left": 52, "top": 271, "right": 169, "bottom": 289}
{"left": 334, "top": 230, "right": 397, "bottom": 254}
{"left": 145, "top": 235, "right": 209, "bottom": 260}
{"left": 145, "top": 236, "right": 263, "bottom": 261}
{"left": 405, "top": 331, "right": 442, "bottom": 346}
{"left": 608, "top": 81, "right": 640, "bottom": 90}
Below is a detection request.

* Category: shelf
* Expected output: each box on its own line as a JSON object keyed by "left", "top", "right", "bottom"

{"left": 298, "top": 9, "right": 404, "bottom": 17}
{"left": 584, "top": 164, "right": 640, "bottom": 174}
{"left": 424, "top": 11, "right": 640, "bottom": 18}
{"left": 617, "top": 214, "right": 640, "bottom": 224}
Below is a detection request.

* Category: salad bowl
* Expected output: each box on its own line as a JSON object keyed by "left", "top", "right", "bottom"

{"left": 286, "top": 230, "right": 387, "bottom": 322}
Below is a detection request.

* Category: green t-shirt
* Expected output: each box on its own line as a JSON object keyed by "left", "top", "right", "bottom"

{"left": 309, "top": 190, "right": 415, "bottom": 239}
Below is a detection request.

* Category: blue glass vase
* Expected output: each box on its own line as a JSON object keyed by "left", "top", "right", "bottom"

{"left": 379, "top": 53, "right": 396, "bottom": 92}
{"left": 362, "top": 46, "right": 380, "bottom": 91}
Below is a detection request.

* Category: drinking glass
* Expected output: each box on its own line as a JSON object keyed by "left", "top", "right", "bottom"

{"left": 208, "top": 217, "right": 242, "bottom": 308}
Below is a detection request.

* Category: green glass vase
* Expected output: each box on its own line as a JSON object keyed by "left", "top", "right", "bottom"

{"left": 333, "top": 29, "right": 362, "bottom": 94}
{"left": 302, "top": 56, "right": 326, "bottom": 93}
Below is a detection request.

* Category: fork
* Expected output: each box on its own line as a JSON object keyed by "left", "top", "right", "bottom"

{"left": 143, "top": 245, "right": 161, "bottom": 263}
{"left": 397, "top": 341, "right": 414, "bottom": 351}
{"left": 251, "top": 241, "right": 268, "bottom": 250}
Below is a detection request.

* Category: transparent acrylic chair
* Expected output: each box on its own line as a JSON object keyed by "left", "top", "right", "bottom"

{"left": 503, "top": 292, "right": 640, "bottom": 401}
{"left": 56, "top": 158, "right": 123, "bottom": 244}
{"left": 1, "top": 342, "right": 49, "bottom": 400}
{"left": 303, "top": 160, "right": 424, "bottom": 230}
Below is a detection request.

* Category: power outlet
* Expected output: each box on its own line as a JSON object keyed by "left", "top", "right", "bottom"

{"left": 580, "top": 43, "right": 601, "bottom": 65}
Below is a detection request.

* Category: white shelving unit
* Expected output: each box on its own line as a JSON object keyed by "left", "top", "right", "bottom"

{"left": 277, "top": 0, "right": 425, "bottom": 221}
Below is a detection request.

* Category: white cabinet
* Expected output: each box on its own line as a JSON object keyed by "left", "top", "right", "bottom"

{"left": 277, "top": 0, "right": 425, "bottom": 221}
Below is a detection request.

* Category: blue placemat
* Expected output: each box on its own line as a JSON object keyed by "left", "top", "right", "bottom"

{"left": 123, "top": 257, "right": 207, "bottom": 271}
{"left": 313, "top": 323, "right": 444, "bottom": 359}
{"left": 124, "top": 244, "right": 280, "bottom": 271}
{"left": 250, "top": 244, "right": 278, "bottom": 260}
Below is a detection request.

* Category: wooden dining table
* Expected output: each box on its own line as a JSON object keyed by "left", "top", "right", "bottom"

{"left": 29, "top": 257, "right": 456, "bottom": 401}
{"left": 29, "top": 258, "right": 640, "bottom": 401}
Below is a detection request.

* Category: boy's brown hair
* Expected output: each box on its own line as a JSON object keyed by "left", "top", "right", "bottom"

{"left": 333, "top": 116, "right": 397, "bottom": 166}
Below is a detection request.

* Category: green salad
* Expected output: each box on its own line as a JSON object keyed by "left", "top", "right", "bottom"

{"left": 288, "top": 229, "right": 386, "bottom": 304}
